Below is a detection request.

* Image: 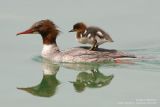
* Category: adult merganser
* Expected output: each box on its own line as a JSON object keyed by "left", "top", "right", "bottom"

{"left": 69, "top": 22, "right": 113, "bottom": 50}
{"left": 17, "top": 19, "right": 135, "bottom": 63}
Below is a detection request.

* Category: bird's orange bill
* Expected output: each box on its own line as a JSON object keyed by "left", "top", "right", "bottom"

{"left": 16, "top": 28, "right": 33, "bottom": 35}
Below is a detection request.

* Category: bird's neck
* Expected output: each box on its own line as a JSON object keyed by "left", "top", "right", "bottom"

{"left": 76, "top": 32, "right": 81, "bottom": 39}
{"left": 41, "top": 30, "right": 58, "bottom": 44}
{"left": 77, "top": 30, "right": 87, "bottom": 39}
{"left": 41, "top": 31, "right": 60, "bottom": 58}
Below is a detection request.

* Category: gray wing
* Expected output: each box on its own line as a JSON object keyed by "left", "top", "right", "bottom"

{"left": 86, "top": 27, "right": 114, "bottom": 42}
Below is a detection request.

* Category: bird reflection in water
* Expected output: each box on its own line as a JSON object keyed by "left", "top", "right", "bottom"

{"left": 63, "top": 63, "right": 114, "bottom": 93}
{"left": 71, "top": 69, "right": 113, "bottom": 92}
{"left": 17, "top": 57, "right": 114, "bottom": 97}
{"left": 17, "top": 59, "right": 60, "bottom": 97}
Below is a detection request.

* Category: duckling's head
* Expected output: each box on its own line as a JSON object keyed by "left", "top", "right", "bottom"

{"left": 69, "top": 22, "right": 87, "bottom": 33}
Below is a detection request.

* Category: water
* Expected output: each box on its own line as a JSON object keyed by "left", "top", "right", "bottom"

{"left": 1, "top": 0, "right": 160, "bottom": 107}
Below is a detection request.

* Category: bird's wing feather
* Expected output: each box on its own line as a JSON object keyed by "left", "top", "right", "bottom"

{"left": 87, "top": 27, "right": 114, "bottom": 42}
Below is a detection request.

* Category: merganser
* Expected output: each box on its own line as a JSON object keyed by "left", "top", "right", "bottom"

{"left": 17, "top": 59, "right": 60, "bottom": 97}
{"left": 17, "top": 19, "right": 135, "bottom": 63}
{"left": 69, "top": 22, "right": 113, "bottom": 50}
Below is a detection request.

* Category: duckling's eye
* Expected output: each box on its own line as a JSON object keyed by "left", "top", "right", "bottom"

{"left": 74, "top": 25, "right": 80, "bottom": 30}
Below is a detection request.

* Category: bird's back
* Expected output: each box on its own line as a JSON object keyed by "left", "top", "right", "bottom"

{"left": 86, "top": 26, "right": 113, "bottom": 42}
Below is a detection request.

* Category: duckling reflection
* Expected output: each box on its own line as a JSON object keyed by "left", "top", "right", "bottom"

{"left": 17, "top": 59, "right": 60, "bottom": 97}
{"left": 72, "top": 70, "right": 113, "bottom": 92}
{"left": 63, "top": 63, "right": 114, "bottom": 92}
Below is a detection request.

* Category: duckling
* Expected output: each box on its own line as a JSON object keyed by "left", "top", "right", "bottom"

{"left": 69, "top": 22, "right": 113, "bottom": 50}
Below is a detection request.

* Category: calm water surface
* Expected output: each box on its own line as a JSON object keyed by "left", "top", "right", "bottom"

{"left": 1, "top": 0, "right": 160, "bottom": 107}
{"left": 1, "top": 42, "right": 160, "bottom": 107}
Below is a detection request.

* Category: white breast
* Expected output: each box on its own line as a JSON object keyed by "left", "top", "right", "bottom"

{"left": 42, "top": 44, "right": 59, "bottom": 58}
{"left": 42, "top": 44, "right": 54, "bottom": 56}
{"left": 77, "top": 37, "right": 89, "bottom": 44}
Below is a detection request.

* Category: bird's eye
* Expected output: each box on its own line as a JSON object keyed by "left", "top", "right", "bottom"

{"left": 74, "top": 26, "right": 80, "bottom": 29}
{"left": 37, "top": 24, "right": 42, "bottom": 28}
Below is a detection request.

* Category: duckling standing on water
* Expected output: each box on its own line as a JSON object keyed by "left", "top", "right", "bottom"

{"left": 69, "top": 22, "right": 113, "bottom": 51}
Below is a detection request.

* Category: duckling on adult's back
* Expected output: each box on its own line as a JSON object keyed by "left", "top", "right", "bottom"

{"left": 17, "top": 20, "right": 135, "bottom": 63}
{"left": 69, "top": 22, "right": 113, "bottom": 50}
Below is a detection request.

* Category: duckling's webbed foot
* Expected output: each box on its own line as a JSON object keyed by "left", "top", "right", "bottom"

{"left": 95, "top": 45, "right": 99, "bottom": 50}
{"left": 89, "top": 40, "right": 98, "bottom": 51}
{"left": 89, "top": 45, "right": 98, "bottom": 51}
{"left": 89, "top": 46, "right": 95, "bottom": 51}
